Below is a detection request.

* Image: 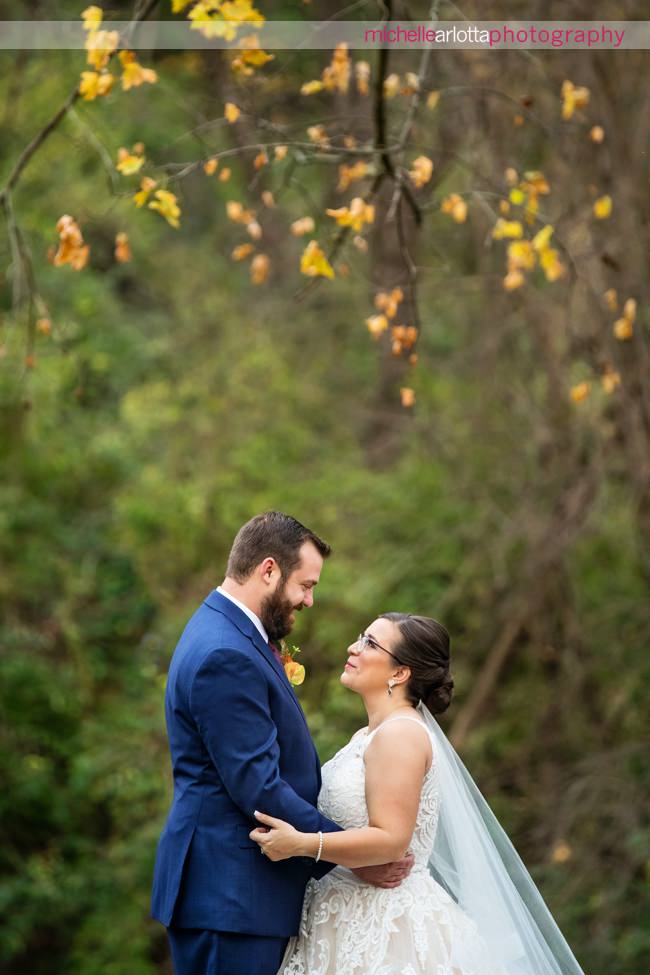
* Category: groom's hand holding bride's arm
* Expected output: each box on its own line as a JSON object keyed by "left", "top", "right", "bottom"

{"left": 250, "top": 721, "right": 427, "bottom": 884}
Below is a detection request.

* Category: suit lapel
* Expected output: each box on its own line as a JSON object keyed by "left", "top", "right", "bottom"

{"left": 203, "top": 589, "right": 312, "bottom": 732}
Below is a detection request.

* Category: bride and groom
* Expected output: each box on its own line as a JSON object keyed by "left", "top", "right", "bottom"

{"left": 151, "top": 511, "right": 586, "bottom": 975}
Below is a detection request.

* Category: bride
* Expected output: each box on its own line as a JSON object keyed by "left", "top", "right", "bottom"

{"left": 250, "top": 612, "right": 587, "bottom": 975}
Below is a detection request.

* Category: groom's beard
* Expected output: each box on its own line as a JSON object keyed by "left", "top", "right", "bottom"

{"left": 260, "top": 580, "right": 299, "bottom": 643}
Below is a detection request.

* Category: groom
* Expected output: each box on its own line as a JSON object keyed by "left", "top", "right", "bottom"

{"left": 151, "top": 511, "right": 413, "bottom": 975}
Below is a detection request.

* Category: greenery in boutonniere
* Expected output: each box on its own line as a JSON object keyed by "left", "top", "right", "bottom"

{"left": 279, "top": 640, "right": 305, "bottom": 686}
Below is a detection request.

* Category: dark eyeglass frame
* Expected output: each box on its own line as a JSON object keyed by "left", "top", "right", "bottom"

{"left": 356, "top": 632, "right": 405, "bottom": 665}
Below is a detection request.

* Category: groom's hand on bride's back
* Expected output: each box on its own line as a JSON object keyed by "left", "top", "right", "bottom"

{"left": 351, "top": 851, "right": 415, "bottom": 889}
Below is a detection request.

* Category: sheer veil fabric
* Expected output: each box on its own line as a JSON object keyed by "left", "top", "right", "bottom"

{"left": 419, "top": 701, "right": 586, "bottom": 975}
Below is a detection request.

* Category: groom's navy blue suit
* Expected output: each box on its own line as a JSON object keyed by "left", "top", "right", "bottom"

{"left": 151, "top": 589, "right": 342, "bottom": 975}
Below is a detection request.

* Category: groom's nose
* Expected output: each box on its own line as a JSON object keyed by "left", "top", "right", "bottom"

{"left": 302, "top": 589, "right": 314, "bottom": 608}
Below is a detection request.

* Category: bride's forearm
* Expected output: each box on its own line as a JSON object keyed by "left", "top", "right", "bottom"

{"left": 299, "top": 826, "right": 407, "bottom": 868}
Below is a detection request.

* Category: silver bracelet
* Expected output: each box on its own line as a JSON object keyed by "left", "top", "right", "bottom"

{"left": 315, "top": 830, "right": 323, "bottom": 862}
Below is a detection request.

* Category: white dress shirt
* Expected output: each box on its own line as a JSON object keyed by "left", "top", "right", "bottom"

{"left": 216, "top": 585, "right": 269, "bottom": 644}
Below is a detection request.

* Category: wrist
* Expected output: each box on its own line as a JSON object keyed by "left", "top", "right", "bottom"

{"left": 301, "top": 833, "right": 321, "bottom": 858}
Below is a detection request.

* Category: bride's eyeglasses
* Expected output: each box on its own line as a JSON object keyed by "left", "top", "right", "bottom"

{"left": 356, "top": 632, "right": 404, "bottom": 664}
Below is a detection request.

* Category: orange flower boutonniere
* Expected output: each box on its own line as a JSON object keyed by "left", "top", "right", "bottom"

{"left": 279, "top": 640, "right": 306, "bottom": 686}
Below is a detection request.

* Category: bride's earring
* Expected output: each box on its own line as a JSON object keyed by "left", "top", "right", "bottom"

{"left": 387, "top": 679, "right": 396, "bottom": 696}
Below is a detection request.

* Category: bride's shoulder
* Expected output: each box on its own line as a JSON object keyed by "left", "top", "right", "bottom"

{"left": 365, "top": 715, "right": 433, "bottom": 767}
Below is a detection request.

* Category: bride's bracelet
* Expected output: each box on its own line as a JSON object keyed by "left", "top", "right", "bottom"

{"left": 315, "top": 830, "right": 323, "bottom": 862}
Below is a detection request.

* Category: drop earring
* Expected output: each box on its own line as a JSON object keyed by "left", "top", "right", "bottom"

{"left": 387, "top": 679, "right": 396, "bottom": 696}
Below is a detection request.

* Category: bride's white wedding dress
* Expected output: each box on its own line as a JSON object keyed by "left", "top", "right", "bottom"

{"left": 279, "top": 715, "right": 508, "bottom": 975}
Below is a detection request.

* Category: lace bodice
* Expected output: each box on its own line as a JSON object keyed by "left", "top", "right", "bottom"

{"left": 317, "top": 715, "right": 440, "bottom": 866}
{"left": 279, "top": 713, "right": 505, "bottom": 974}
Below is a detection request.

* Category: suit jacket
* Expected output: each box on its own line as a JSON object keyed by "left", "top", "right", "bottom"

{"left": 151, "top": 589, "right": 342, "bottom": 936}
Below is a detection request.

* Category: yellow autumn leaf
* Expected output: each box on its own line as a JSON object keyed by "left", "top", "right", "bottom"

{"left": 261, "top": 190, "right": 275, "bottom": 207}
{"left": 503, "top": 269, "right": 525, "bottom": 291}
{"left": 551, "top": 841, "right": 572, "bottom": 863}
{"left": 300, "top": 240, "right": 335, "bottom": 279}
{"left": 613, "top": 317, "right": 633, "bottom": 341}
{"left": 274, "top": 145, "right": 288, "bottom": 161}
{"left": 119, "top": 50, "right": 157, "bottom": 90}
{"left": 570, "top": 382, "right": 590, "bottom": 403}
{"left": 492, "top": 219, "right": 523, "bottom": 240}
{"left": 253, "top": 150, "right": 267, "bottom": 170}
{"left": 148, "top": 189, "right": 181, "bottom": 228}
{"left": 53, "top": 214, "right": 89, "bottom": 270}
{"left": 291, "top": 217, "right": 315, "bottom": 236}
{"left": 507, "top": 240, "right": 536, "bottom": 271}
{"left": 441, "top": 193, "right": 467, "bottom": 223}
{"left": 36, "top": 317, "right": 52, "bottom": 336}
{"left": 521, "top": 171, "right": 550, "bottom": 195}
{"left": 79, "top": 70, "right": 114, "bottom": 100}
{"left": 426, "top": 90, "right": 440, "bottom": 110}
{"left": 532, "top": 224, "right": 554, "bottom": 251}
{"left": 116, "top": 147, "right": 145, "bottom": 175}
{"left": 401, "top": 72, "right": 420, "bottom": 95}
{"left": 590, "top": 125, "right": 605, "bottom": 143}
{"left": 326, "top": 197, "right": 374, "bottom": 232}
{"left": 337, "top": 161, "right": 368, "bottom": 192}
{"left": 375, "top": 287, "right": 403, "bottom": 319}
{"left": 133, "top": 176, "right": 157, "bottom": 207}
{"left": 539, "top": 248, "right": 566, "bottom": 282}
{"left": 561, "top": 80, "right": 590, "bottom": 120}
{"left": 226, "top": 201, "right": 255, "bottom": 224}
{"left": 593, "top": 195, "right": 612, "bottom": 219}
{"left": 318, "top": 43, "right": 350, "bottom": 94}
{"left": 307, "top": 124, "right": 329, "bottom": 147}
{"left": 218, "top": 167, "right": 231, "bottom": 181}
{"left": 365, "top": 313, "right": 389, "bottom": 339}
{"left": 81, "top": 6, "right": 103, "bottom": 31}
{"left": 383, "top": 73, "right": 400, "bottom": 98}
{"left": 85, "top": 28, "right": 119, "bottom": 70}
{"left": 221, "top": 0, "right": 265, "bottom": 26}
{"left": 224, "top": 102, "right": 241, "bottom": 123}
{"left": 355, "top": 61, "right": 370, "bottom": 95}
{"left": 623, "top": 298, "right": 636, "bottom": 322}
{"left": 408, "top": 155, "right": 433, "bottom": 189}
{"left": 232, "top": 243, "right": 255, "bottom": 261}
{"left": 230, "top": 34, "right": 274, "bottom": 75}
{"left": 301, "top": 80, "right": 324, "bottom": 95}
{"left": 603, "top": 288, "right": 618, "bottom": 311}
{"left": 203, "top": 158, "right": 219, "bottom": 175}
{"left": 400, "top": 387, "right": 415, "bottom": 408}
{"left": 114, "top": 231, "right": 131, "bottom": 263}
{"left": 250, "top": 253, "right": 269, "bottom": 284}
{"left": 602, "top": 370, "right": 621, "bottom": 394}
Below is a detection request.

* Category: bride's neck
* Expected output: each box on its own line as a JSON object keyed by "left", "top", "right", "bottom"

{"left": 363, "top": 694, "right": 417, "bottom": 732}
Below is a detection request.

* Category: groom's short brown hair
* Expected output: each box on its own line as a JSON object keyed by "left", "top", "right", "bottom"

{"left": 226, "top": 511, "right": 331, "bottom": 582}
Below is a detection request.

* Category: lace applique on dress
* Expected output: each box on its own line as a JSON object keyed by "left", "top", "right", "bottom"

{"left": 278, "top": 717, "right": 508, "bottom": 975}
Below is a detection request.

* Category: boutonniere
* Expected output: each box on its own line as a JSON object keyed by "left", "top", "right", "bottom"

{"left": 279, "top": 640, "right": 306, "bottom": 686}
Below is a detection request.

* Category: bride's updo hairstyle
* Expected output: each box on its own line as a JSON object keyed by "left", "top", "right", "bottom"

{"left": 380, "top": 612, "right": 454, "bottom": 715}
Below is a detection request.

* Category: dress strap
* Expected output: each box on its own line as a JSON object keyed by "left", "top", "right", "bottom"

{"left": 365, "top": 715, "right": 431, "bottom": 745}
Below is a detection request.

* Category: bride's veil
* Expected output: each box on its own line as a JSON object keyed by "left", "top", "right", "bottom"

{"left": 418, "top": 701, "right": 587, "bottom": 975}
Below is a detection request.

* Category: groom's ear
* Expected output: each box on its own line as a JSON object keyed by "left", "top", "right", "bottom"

{"left": 259, "top": 556, "right": 280, "bottom": 585}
